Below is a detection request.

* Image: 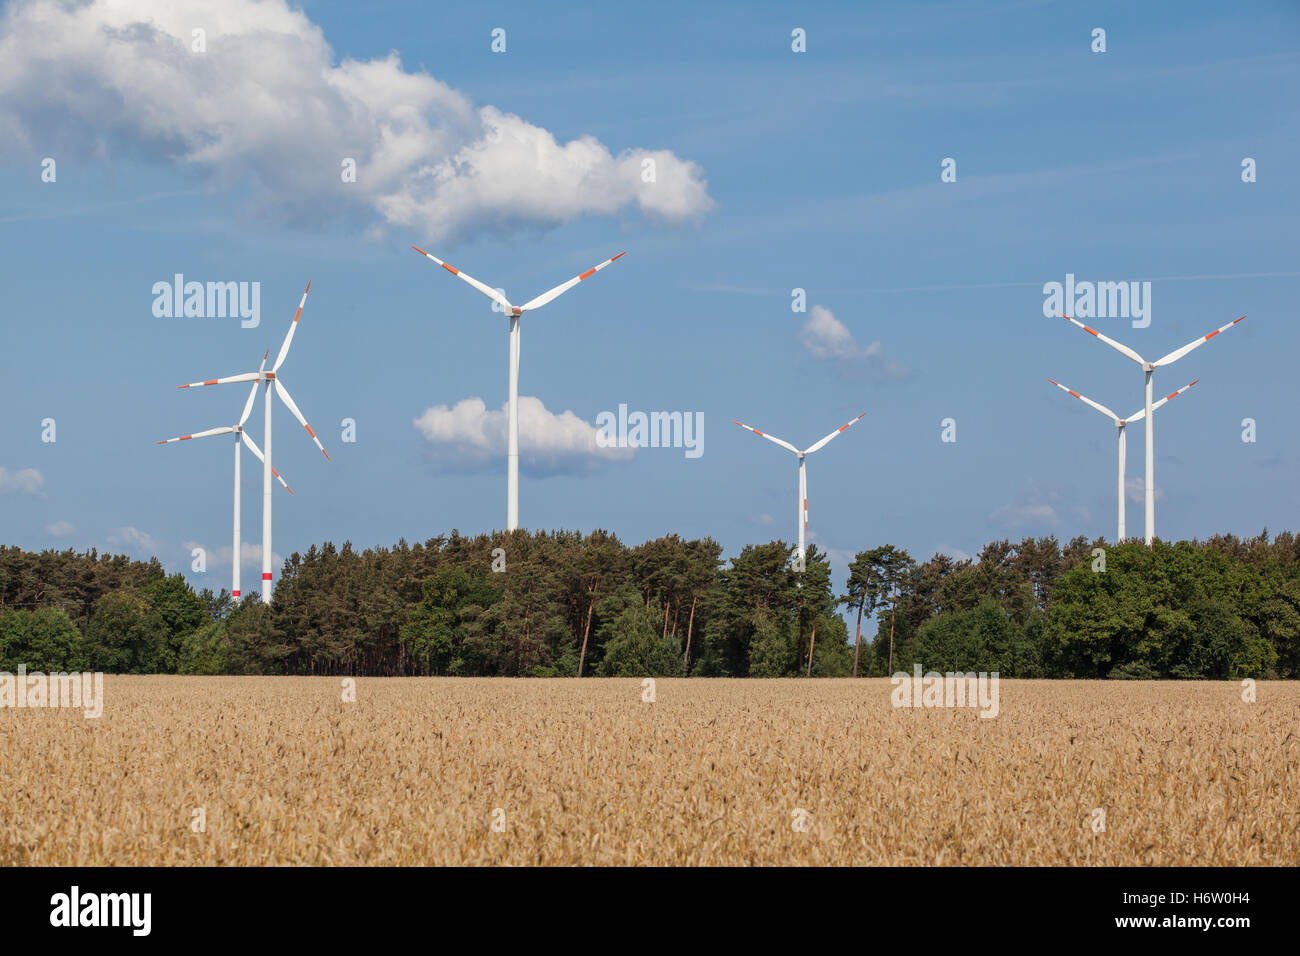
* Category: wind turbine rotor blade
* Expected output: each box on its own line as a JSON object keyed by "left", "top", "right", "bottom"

{"left": 1046, "top": 379, "right": 1121, "bottom": 422}
{"left": 1058, "top": 314, "right": 1147, "bottom": 366}
{"left": 1154, "top": 317, "right": 1245, "bottom": 367}
{"left": 176, "top": 372, "right": 259, "bottom": 389}
{"left": 156, "top": 426, "right": 236, "bottom": 444}
{"left": 519, "top": 251, "right": 627, "bottom": 312}
{"left": 411, "top": 247, "right": 514, "bottom": 312}
{"left": 274, "top": 379, "right": 329, "bottom": 460}
{"left": 272, "top": 281, "right": 311, "bottom": 373}
{"left": 241, "top": 431, "right": 294, "bottom": 495}
{"left": 732, "top": 420, "right": 799, "bottom": 455}
{"left": 804, "top": 412, "right": 867, "bottom": 455}
{"left": 238, "top": 380, "right": 260, "bottom": 427}
{"left": 1146, "top": 378, "right": 1200, "bottom": 415}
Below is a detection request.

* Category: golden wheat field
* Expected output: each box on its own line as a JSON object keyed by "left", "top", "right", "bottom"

{"left": 1, "top": 677, "right": 1297, "bottom": 866}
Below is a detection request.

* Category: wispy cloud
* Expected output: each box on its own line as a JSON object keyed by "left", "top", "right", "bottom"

{"left": 0, "top": 466, "right": 44, "bottom": 496}
{"left": 45, "top": 520, "right": 75, "bottom": 537}
{"left": 108, "top": 526, "right": 157, "bottom": 555}
{"left": 1125, "top": 477, "right": 1166, "bottom": 504}
{"left": 990, "top": 480, "right": 1065, "bottom": 529}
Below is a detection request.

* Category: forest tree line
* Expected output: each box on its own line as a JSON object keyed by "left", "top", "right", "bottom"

{"left": 1, "top": 528, "right": 1299, "bottom": 679}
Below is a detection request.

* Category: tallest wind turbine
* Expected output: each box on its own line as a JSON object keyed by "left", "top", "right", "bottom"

{"left": 412, "top": 247, "right": 625, "bottom": 531}
{"left": 1055, "top": 313, "right": 1244, "bottom": 545}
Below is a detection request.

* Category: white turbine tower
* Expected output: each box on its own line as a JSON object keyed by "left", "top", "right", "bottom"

{"left": 732, "top": 413, "right": 866, "bottom": 568}
{"left": 1046, "top": 377, "right": 1198, "bottom": 542}
{"left": 1056, "top": 313, "right": 1244, "bottom": 545}
{"left": 176, "top": 282, "right": 328, "bottom": 602}
{"left": 411, "top": 246, "right": 625, "bottom": 531}
{"left": 157, "top": 351, "right": 293, "bottom": 600}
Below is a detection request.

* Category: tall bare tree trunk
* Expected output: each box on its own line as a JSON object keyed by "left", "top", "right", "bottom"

{"left": 683, "top": 595, "right": 697, "bottom": 674}
{"left": 852, "top": 599, "right": 864, "bottom": 677}
{"left": 578, "top": 596, "right": 595, "bottom": 677}
{"left": 805, "top": 619, "right": 817, "bottom": 677}
{"left": 662, "top": 600, "right": 669, "bottom": 639}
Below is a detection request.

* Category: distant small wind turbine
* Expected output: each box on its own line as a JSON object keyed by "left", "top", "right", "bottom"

{"left": 411, "top": 246, "right": 625, "bottom": 531}
{"left": 732, "top": 413, "right": 866, "bottom": 568}
{"left": 157, "top": 351, "right": 293, "bottom": 599}
{"left": 1046, "top": 377, "right": 1198, "bottom": 542}
{"left": 176, "top": 282, "right": 327, "bottom": 602}
{"left": 1055, "top": 313, "right": 1244, "bottom": 545}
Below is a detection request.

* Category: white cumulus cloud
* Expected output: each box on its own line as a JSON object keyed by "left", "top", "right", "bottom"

{"left": 413, "top": 395, "right": 634, "bottom": 475}
{"left": 799, "top": 305, "right": 910, "bottom": 381}
{"left": 0, "top": 0, "right": 713, "bottom": 241}
{"left": 46, "top": 520, "right": 75, "bottom": 536}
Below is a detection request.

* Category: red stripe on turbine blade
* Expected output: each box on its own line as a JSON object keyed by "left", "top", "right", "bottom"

{"left": 1205, "top": 330, "right": 1219, "bottom": 340}
{"left": 180, "top": 435, "right": 192, "bottom": 440}
{"left": 204, "top": 380, "right": 218, "bottom": 385}
{"left": 754, "top": 429, "right": 764, "bottom": 436}
{"left": 578, "top": 268, "right": 596, "bottom": 280}
{"left": 441, "top": 262, "right": 458, "bottom": 275}
{"left": 1068, "top": 390, "right": 1081, "bottom": 398}
{"left": 611, "top": 252, "right": 627, "bottom": 261}
{"left": 1082, "top": 325, "right": 1099, "bottom": 336}
{"left": 304, "top": 280, "right": 311, "bottom": 294}
{"left": 305, "top": 425, "right": 316, "bottom": 438}
{"left": 411, "top": 246, "right": 428, "bottom": 256}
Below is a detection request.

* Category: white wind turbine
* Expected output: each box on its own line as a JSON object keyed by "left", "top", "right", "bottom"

{"left": 1056, "top": 312, "right": 1244, "bottom": 545}
{"left": 411, "top": 246, "right": 625, "bottom": 531}
{"left": 732, "top": 413, "right": 867, "bottom": 568}
{"left": 1046, "top": 377, "right": 1198, "bottom": 543}
{"left": 157, "top": 350, "right": 293, "bottom": 600}
{"left": 176, "top": 282, "right": 328, "bottom": 602}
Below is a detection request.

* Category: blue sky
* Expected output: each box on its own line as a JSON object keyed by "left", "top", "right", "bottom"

{"left": 1, "top": 0, "right": 1297, "bottom": 595}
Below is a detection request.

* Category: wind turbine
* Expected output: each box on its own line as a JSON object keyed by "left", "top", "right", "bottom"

{"left": 411, "top": 246, "right": 625, "bottom": 531}
{"left": 1056, "top": 313, "right": 1244, "bottom": 545}
{"left": 1046, "top": 377, "right": 1198, "bottom": 542}
{"left": 176, "top": 282, "right": 328, "bottom": 602}
{"left": 157, "top": 351, "right": 293, "bottom": 599}
{"left": 732, "top": 413, "right": 866, "bottom": 568}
